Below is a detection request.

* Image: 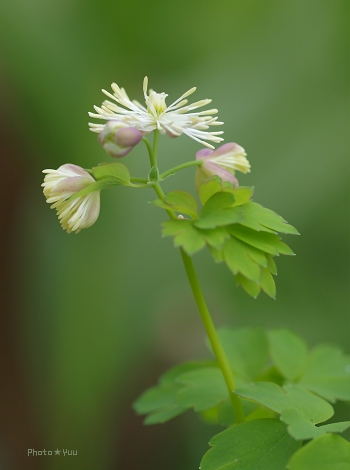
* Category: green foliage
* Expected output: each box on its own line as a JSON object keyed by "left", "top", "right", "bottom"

{"left": 298, "top": 345, "right": 350, "bottom": 402}
{"left": 133, "top": 362, "right": 225, "bottom": 424}
{"left": 69, "top": 162, "right": 133, "bottom": 201}
{"left": 287, "top": 434, "right": 350, "bottom": 470}
{"left": 134, "top": 327, "right": 350, "bottom": 447}
{"left": 158, "top": 178, "right": 298, "bottom": 298}
{"left": 267, "top": 330, "right": 308, "bottom": 381}
{"left": 176, "top": 368, "right": 227, "bottom": 411}
{"left": 216, "top": 328, "right": 269, "bottom": 381}
{"left": 200, "top": 419, "right": 301, "bottom": 470}
{"left": 151, "top": 190, "right": 198, "bottom": 219}
{"left": 92, "top": 162, "right": 131, "bottom": 185}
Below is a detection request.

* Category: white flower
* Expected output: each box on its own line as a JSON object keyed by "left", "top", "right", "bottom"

{"left": 42, "top": 164, "right": 100, "bottom": 233}
{"left": 89, "top": 77, "right": 224, "bottom": 149}
{"left": 195, "top": 143, "right": 250, "bottom": 187}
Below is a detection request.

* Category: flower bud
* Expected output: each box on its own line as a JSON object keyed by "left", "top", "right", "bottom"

{"left": 42, "top": 164, "right": 100, "bottom": 233}
{"left": 98, "top": 120, "right": 143, "bottom": 158}
{"left": 195, "top": 142, "right": 250, "bottom": 188}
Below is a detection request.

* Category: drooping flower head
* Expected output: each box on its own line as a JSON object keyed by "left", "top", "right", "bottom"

{"left": 195, "top": 142, "right": 250, "bottom": 188}
{"left": 42, "top": 164, "right": 100, "bottom": 233}
{"left": 89, "top": 77, "right": 224, "bottom": 148}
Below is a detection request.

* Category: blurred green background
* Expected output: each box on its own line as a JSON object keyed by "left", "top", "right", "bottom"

{"left": 0, "top": 0, "right": 348, "bottom": 468}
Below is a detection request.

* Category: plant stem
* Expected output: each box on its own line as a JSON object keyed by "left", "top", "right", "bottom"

{"left": 142, "top": 137, "right": 154, "bottom": 167}
{"left": 159, "top": 160, "right": 203, "bottom": 181}
{"left": 152, "top": 182, "right": 245, "bottom": 423}
{"left": 179, "top": 249, "right": 245, "bottom": 424}
{"left": 130, "top": 177, "right": 149, "bottom": 184}
{"left": 153, "top": 130, "right": 159, "bottom": 167}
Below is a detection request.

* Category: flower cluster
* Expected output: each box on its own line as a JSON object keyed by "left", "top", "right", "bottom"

{"left": 42, "top": 77, "right": 251, "bottom": 233}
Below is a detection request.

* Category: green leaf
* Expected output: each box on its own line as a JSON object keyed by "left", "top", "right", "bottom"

{"left": 92, "top": 162, "right": 131, "bottom": 184}
{"left": 198, "top": 176, "right": 224, "bottom": 205}
{"left": 260, "top": 268, "right": 276, "bottom": 299}
{"left": 223, "top": 237, "right": 261, "bottom": 282}
{"left": 194, "top": 192, "right": 242, "bottom": 229}
{"left": 224, "top": 186, "right": 254, "bottom": 206}
{"left": 239, "top": 202, "right": 299, "bottom": 234}
{"left": 133, "top": 362, "right": 213, "bottom": 424}
{"left": 216, "top": 328, "right": 269, "bottom": 381}
{"left": 161, "top": 219, "right": 206, "bottom": 255}
{"left": 209, "top": 246, "right": 224, "bottom": 263}
{"left": 281, "top": 408, "right": 350, "bottom": 440}
{"left": 287, "top": 434, "right": 350, "bottom": 470}
{"left": 151, "top": 190, "right": 198, "bottom": 218}
{"left": 235, "top": 273, "right": 261, "bottom": 298}
{"left": 266, "top": 255, "right": 277, "bottom": 274}
{"left": 298, "top": 345, "right": 350, "bottom": 402}
{"left": 133, "top": 381, "right": 186, "bottom": 424}
{"left": 217, "top": 399, "right": 259, "bottom": 426}
{"left": 200, "top": 419, "right": 301, "bottom": 470}
{"left": 268, "top": 330, "right": 308, "bottom": 381}
{"left": 176, "top": 368, "right": 227, "bottom": 412}
{"left": 229, "top": 224, "right": 295, "bottom": 255}
{"left": 236, "top": 382, "right": 334, "bottom": 426}
{"left": 200, "top": 227, "right": 231, "bottom": 249}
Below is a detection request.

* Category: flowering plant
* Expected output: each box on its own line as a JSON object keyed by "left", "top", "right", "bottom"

{"left": 42, "top": 78, "right": 350, "bottom": 469}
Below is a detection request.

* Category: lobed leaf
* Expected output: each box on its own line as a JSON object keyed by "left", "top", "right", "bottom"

{"left": 297, "top": 345, "right": 350, "bottom": 402}
{"left": 161, "top": 219, "right": 206, "bottom": 255}
{"left": 200, "top": 419, "right": 301, "bottom": 470}
{"left": 223, "top": 237, "right": 261, "bottom": 282}
{"left": 281, "top": 408, "right": 350, "bottom": 440}
{"left": 236, "top": 382, "right": 334, "bottom": 422}
{"left": 216, "top": 328, "right": 269, "bottom": 381}
{"left": 176, "top": 368, "right": 227, "bottom": 412}
{"left": 92, "top": 162, "right": 131, "bottom": 184}
{"left": 268, "top": 330, "right": 308, "bottom": 381}
{"left": 228, "top": 224, "right": 295, "bottom": 256}
{"left": 239, "top": 202, "right": 299, "bottom": 234}
{"left": 287, "top": 434, "right": 350, "bottom": 470}
{"left": 133, "top": 362, "right": 215, "bottom": 424}
{"left": 194, "top": 192, "right": 242, "bottom": 229}
{"left": 151, "top": 190, "right": 198, "bottom": 219}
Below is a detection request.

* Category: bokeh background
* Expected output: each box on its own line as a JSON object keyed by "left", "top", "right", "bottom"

{"left": 0, "top": 0, "right": 348, "bottom": 468}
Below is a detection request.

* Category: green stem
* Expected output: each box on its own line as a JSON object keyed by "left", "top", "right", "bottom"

{"left": 159, "top": 160, "right": 203, "bottom": 181}
{"left": 152, "top": 182, "right": 245, "bottom": 423}
{"left": 153, "top": 130, "right": 159, "bottom": 167}
{"left": 179, "top": 249, "right": 245, "bottom": 424}
{"left": 142, "top": 137, "right": 154, "bottom": 167}
{"left": 130, "top": 177, "right": 149, "bottom": 184}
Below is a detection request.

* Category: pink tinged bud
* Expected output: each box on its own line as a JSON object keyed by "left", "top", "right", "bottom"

{"left": 196, "top": 148, "right": 213, "bottom": 160}
{"left": 210, "top": 142, "right": 243, "bottom": 157}
{"left": 42, "top": 164, "right": 101, "bottom": 233}
{"left": 203, "top": 161, "right": 239, "bottom": 185}
{"left": 98, "top": 121, "right": 142, "bottom": 158}
{"left": 114, "top": 127, "right": 143, "bottom": 147}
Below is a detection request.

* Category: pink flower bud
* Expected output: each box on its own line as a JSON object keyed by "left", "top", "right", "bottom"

{"left": 98, "top": 121, "right": 142, "bottom": 158}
